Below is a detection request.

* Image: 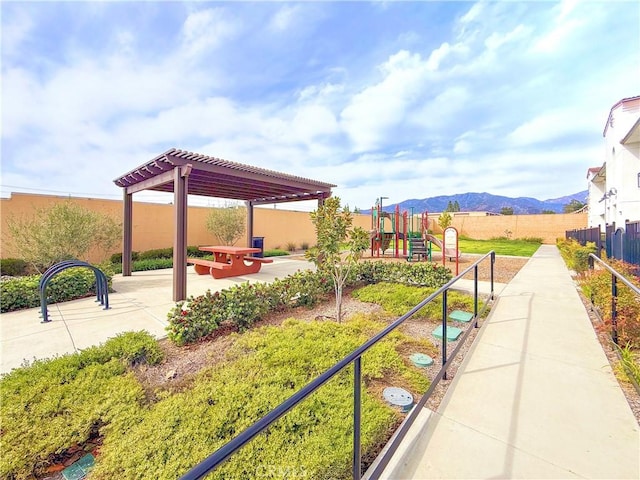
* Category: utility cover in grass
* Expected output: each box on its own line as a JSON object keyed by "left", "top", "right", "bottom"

{"left": 383, "top": 387, "right": 414, "bottom": 412}
{"left": 409, "top": 353, "right": 434, "bottom": 367}
{"left": 432, "top": 324, "right": 462, "bottom": 341}
{"left": 449, "top": 310, "right": 473, "bottom": 323}
{"left": 62, "top": 453, "right": 95, "bottom": 480}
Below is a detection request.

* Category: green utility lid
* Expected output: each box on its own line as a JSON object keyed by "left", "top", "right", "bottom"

{"left": 449, "top": 310, "right": 474, "bottom": 322}
{"left": 432, "top": 325, "right": 462, "bottom": 341}
{"left": 409, "top": 353, "right": 434, "bottom": 367}
{"left": 383, "top": 387, "right": 414, "bottom": 412}
{"left": 62, "top": 453, "right": 95, "bottom": 480}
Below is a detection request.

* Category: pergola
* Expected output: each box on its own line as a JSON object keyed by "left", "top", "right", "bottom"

{"left": 113, "top": 148, "right": 335, "bottom": 301}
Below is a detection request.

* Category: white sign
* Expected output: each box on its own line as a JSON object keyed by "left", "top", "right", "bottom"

{"left": 444, "top": 227, "right": 458, "bottom": 249}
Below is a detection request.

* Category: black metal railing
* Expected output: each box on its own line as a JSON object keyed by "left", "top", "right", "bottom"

{"left": 588, "top": 253, "right": 640, "bottom": 345}
{"left": 180, "top": 252, "right": 496, "bottom": 480}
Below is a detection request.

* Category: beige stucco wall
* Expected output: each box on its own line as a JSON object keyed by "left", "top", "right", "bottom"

{"left": 0, "top": 193, "right": 374, "bottom": 262}
{"left": 1, "top": 193, "right": 585, "bottom": 262}
{"left": 425, "top": 212, "right": 587, "bottom": 244}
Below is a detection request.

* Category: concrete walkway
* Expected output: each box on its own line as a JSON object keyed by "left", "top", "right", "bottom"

{"left": 0, "top": 257, "right": 311, "bottom": 374}
{"left": 376, "top": 245, "right": 639, "bottom": 479}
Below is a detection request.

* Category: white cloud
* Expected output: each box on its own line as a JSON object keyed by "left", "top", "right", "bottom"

{"left": 269, "top": 5, "right": 301, "bottom": 32}
{"left": 181, "top": 8, "right": 238, "bottom": 58}
{"left": 508, "top": 109, "right": 595, "bottom": 147}
{"left": 341, "top": 50, "right": 438, "bottom": 151}
{"left": 1, "top": 8, "right": 33, "bottom": 58}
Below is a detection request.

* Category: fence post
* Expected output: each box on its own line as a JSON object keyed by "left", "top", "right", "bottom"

{"left": 611, "top": 274, "right": 618, "bottom": 345}
{"left": 442, "top": 290, "right": 448, "bottom": 380}
{"left": 353, "top": 357, "right": 362, "bottom": 480}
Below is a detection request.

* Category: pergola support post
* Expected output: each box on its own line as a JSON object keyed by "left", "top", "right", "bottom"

{"left": 123, "top": 190, "right": 133, "bottom": 276}
{"left": 246, "top": 201, "right": 254, "bottom": 248}
{"left": 172, "top": 165, "right": 190, "bottom": 301}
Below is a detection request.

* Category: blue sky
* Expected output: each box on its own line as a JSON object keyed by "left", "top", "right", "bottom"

{"left": 2, "top": 0, "right": 639, "bottom": 211}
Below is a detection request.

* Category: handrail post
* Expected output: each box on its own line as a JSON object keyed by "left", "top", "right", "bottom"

{"left": 611, "top": 274, "right": 618, "bottom": 345}
{"left": 353, "top": 357, "right": 362, "bottom": 480}
{"left": 474, "top": 265, "right": 479, "bottom": 328}
{"left": 490, "top": 251, "right": 495, "bottom": 300}
{"left": 442, "top": 289, "right": 448, "bottom": 380}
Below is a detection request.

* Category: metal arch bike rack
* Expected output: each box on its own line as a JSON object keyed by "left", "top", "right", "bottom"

{"left": 39, "top": 260, "right": 110, "bottom": 323}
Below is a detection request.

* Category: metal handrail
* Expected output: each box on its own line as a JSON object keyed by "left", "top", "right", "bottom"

{"left": 180, "top": 251, "right": 496, "bottom": 480}
{"left": 588, "top": 253, "right": 640, "bottom": 344}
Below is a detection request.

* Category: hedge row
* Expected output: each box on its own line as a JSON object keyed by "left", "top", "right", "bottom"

{"left": 0, "top": 266, "right": 114, "bottom": 313}
{"left": 167, "top": 260, "right": 452, "bottom": 345}
{"left": 0, "top": 331, "right": 162, "bottom": 480}
{"left": 556, "top": 238, "right": 597, "bottom": 273}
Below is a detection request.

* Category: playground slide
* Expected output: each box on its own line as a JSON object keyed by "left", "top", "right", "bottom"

{"left": 424, "top": 233, "right": 461, "bottom": 259}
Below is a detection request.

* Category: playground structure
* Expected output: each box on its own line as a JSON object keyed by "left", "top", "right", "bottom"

{"left": 369, "top": 202, "right": 461, "bottom": 262}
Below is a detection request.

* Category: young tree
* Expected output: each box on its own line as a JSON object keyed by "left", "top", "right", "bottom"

{"left": 563, "top": 199, "right": 586, "bottom": 213}
{"left": 305, "top": 197, "right": 369, "bottom": 322}
{"left": 4, "top": 201, "right": 120, "bottom": 272}
{"left": 438, "top": 211, "right": 452, "bottom": 230}
{"left": 205, "top": 203, "right": 246, "bottom": 245}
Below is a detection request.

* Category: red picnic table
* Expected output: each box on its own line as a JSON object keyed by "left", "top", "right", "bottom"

{"left": 187, "top": 245, "right": 273, "bottom": 279}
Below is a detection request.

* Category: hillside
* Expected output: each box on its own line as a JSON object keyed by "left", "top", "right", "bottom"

{"left": 370, "top": 191, "right": 587, "bottom": 215}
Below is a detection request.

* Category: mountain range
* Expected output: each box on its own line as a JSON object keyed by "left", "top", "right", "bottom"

{"left": 369, "top": 191, "right": 588, "bottom": 215}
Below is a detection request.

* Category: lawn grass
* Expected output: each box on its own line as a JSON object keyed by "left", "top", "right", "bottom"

{"left": 428, "top": 236, "right": 542, "bottom": 257}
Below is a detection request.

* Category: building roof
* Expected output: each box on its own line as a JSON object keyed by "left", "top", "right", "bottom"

{"left": 603, "top": 95, "right": 640, "bottom": 137}
{"left": 113, "top": 148, "right": 335, "bottom": 205}
{"left": 586, "top": 166, "right": 601, "bottom": 178}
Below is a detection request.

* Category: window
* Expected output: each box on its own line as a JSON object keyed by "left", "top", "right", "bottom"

{"left": 638, "top": 172, "right": 640, "bottom": 188}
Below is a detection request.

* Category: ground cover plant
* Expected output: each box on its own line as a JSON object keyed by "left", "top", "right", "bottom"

{"left": 0, "top": 331, "right": 162, "bottom": 480}
{"left": 352, "top": 282, "right": 482, "bottom": 319}
{"left": 91, "top": 316, "right": 432, "bottom": 479}
{"left": 2, "top": 317, "right": 435, "bottom": 480}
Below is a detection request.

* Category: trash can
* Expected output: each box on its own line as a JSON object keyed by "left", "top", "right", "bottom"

{"left": 251, "top": 237, "right": 265, "bottom": 258}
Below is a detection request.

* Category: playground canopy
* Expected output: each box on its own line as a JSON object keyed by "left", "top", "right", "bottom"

{"left": 114, "top": 148, "right": 335, "bottom": 301}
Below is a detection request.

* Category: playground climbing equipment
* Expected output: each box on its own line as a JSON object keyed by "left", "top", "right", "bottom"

{"left": 39, "top": 260, "right": 110, "bottom": 323}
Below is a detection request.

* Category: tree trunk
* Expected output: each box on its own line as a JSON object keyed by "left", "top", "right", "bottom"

{"left": 335, "top": 282, "right": 343, "bottom": 323}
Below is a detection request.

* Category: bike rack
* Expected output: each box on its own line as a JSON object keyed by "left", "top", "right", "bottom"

{"left": 39, "top": 260, "right": 109, "bottom": 323}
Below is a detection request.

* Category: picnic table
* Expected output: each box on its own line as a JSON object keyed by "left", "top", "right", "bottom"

{"left": 187, "top": 246, "right": 273, "bottom": 279}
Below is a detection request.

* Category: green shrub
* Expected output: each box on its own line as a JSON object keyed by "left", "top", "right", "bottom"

{"left": 167, "top": 270, "right": 332, "bottom": 345}
{"left": 137, "top": 247, "right": 173, "bottom": 260}
{"left": 109, "top": 251, "right": 139, "bottom": 264}
{"left": 350, "top": 261, "right": 452, "bottom": 288}
{"left": 352, "top": 282, "right": 480, "bottom": 319}
{"left": 92, "top": 317, "right": 431, "bottom": 479}
{"left": 0, "top": 258, "right": 28, "bottom": 276}
{"left": 581, "top": 259, "right": 640, "bottom": 347}
{"left": 166, "top": 260, "right": 454, "bottom": 346}
{"left": 264, "top": 249, "right": 289, "bottom": 257}
{"left": 0, "top": 331, "right": 161, "bottom": 480}
{"left": 519, "top": 237, "right": 543, "bottom": 244}
{"left": 0, "top": 267, "right": 112, "bottom": 313}
{"left": 556, "top": 238, "right": 596, "bottom": 273}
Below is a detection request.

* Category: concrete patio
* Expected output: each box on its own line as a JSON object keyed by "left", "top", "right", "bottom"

{"left": 0, "top": 256, "right": 312, "bottom": 374}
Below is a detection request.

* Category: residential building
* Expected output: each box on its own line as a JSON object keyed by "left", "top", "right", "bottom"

{"left": 587, "top": 95, "right": 640, "bottom": 230}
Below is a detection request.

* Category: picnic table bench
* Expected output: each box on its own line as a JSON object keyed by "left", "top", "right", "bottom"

{"left": 188, "top": 246, "right": 273, "bottom": 279}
